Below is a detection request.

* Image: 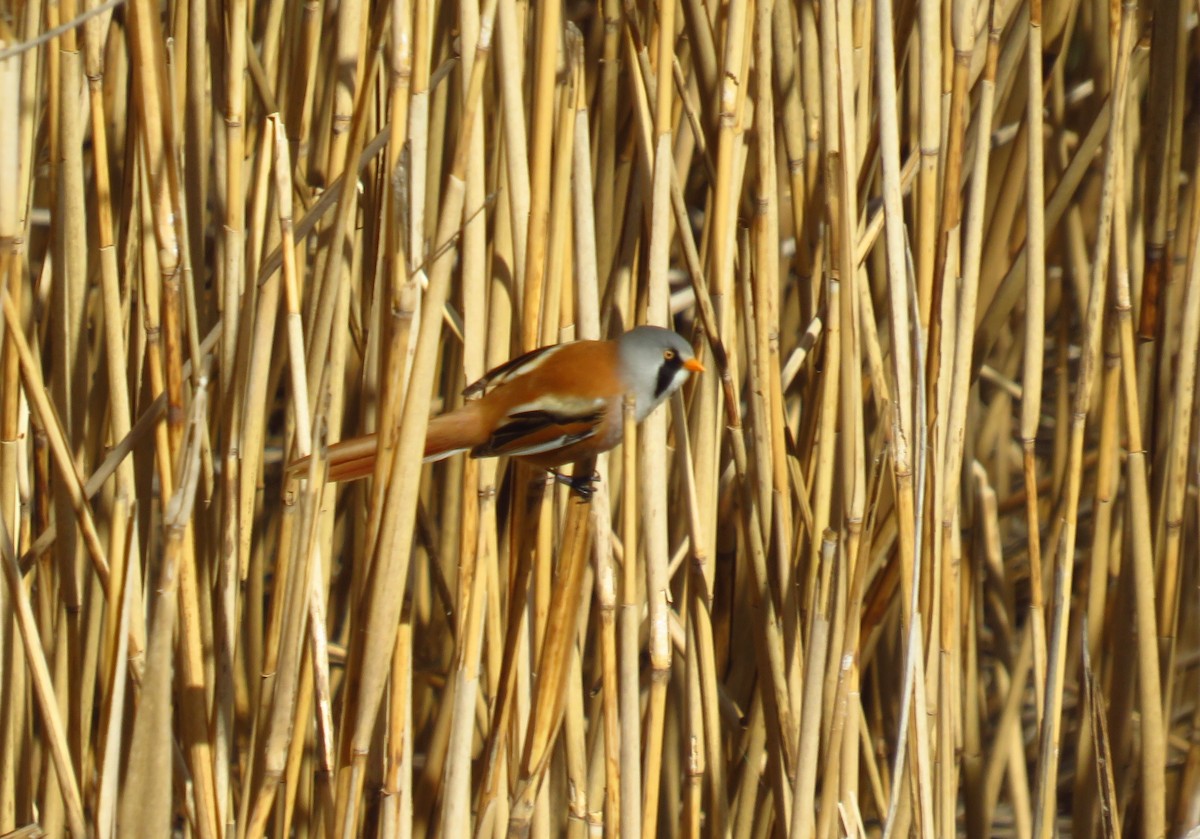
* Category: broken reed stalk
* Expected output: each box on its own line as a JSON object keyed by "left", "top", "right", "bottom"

{"left": 1, "top": 1, "right": 1198, "bottom": 838}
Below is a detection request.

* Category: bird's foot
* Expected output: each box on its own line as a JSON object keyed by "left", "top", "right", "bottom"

{"left": 548, "top": 469, "right": 600, "bottom": 500}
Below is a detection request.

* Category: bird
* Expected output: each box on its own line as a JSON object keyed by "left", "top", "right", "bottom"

{"left": 297, "top": 325, "right": 704, "bottom": 494}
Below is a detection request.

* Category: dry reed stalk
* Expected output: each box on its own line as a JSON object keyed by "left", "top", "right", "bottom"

{"left": 434, "top": 0, "right": 490, "bottom": 833}
{"left": 84, "top": 0, "right": 144, "bottom": 737}
{"left": 1110, "top": 149, "right": 1167, "bottom": 839}
{"left": 1137, "top": 0, "right": 1187, "bottom": 346}
{"left": 594, "top": 0, "right": 622, "bottom": 293}
{"left": 1156, "top": 134, "right": 1200, "bottom": 652}
{"left": 1083, "top": 619, "right": 1122, "bottom": 838}
{"left": 123, "top": 382, "right": 209, "bottom": 839}
{"left": 48, "top": 23, "right": 89, "bottom": 795}
{"left": 519, "top": 0, "right": 561, "bottom": 351}
{"left": 635, "top": 0, "right": 679, "bottom": 832}
{"left": 367, "top": 0, "right": 415, "bottom": 603}
{"left": 1033, "top": 0, "right": 1136, "bottom": 833}
{"left": 1071, "top": 315, "right": 1122, "bottom": 837}
{"left": 0, "top": 26, "right": 20, "bottom": 828}
{"left": 568, "top": 44, "right": 625, "bottom": 838}
{"left": 1021, "top": 0, "right": 1050, "bottom": 731}
{"left": 618, "top": 392, "right": 641, "bottom": 836}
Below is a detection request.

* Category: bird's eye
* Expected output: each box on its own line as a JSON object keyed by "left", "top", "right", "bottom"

{"left": 664, "top": 349, "right": 676, "bottom": 361}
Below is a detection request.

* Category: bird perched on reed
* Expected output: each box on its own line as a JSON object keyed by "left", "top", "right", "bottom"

{"left": 295, "top": 325, "right": 703, "bottom": 495}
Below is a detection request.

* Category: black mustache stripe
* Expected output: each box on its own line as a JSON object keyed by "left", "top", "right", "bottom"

{"left": 654, "top": 358, "right": 684, "bottom": 400}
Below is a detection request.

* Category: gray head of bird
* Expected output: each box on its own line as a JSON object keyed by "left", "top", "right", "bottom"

{"left": 616, "top": 325, "right": 705, "bottom": 421}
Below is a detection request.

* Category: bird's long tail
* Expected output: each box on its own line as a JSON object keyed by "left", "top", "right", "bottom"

{"left": 422, "top": 406, "right": 486, "bottom": 462}
{"left": 287, "top": 404, "right": 485, "bottom": 482}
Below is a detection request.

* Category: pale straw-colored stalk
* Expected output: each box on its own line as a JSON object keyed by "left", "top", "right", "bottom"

{"left": 1031, "top": 2, "right": 1135, "bottom": 832}
{"left": 1110, "top": 146, "right": 1167, "bottom": 839}
{"left": 214, "top": 2, "right": 248, "bottom": 820}
{"left": 119, "top": 383, "right": 209, "bottom": 838}
{"left": 0, "top": 50, "right": 22, "bottom": 834}
{"left": 1021, "top": 0, "right": 1049, "bottom": 729}
{"left": 519, "top": 0, "right": 562, "bottom": 351}
{"left": 618, "top": 393, "right": 641, "bottom": 836}
{"left": 436, "top": 1, "right": 491, "bottom": 834}
{"left": 1154, "top": 146, "right": 1200, "bottom": 703}
{"left": 914, "top": 0, "right": 940, "bottom": 329}
{"left": 637, "top": 0, "right": 678, "bottom": 830}
{"left": 1136, "top": 0, "right": 1187, "bottom": 345}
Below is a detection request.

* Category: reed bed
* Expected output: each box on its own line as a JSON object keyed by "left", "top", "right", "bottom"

{"left": 0, "top": 0, "right": 1198, "bottom": 836}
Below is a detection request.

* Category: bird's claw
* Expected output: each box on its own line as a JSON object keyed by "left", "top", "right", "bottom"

{"left": 548, "top": 469, "right": 600, "bottom": 500}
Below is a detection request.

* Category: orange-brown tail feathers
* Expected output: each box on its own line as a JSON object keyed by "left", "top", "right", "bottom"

{"left": 287, "top": 434, "right": 378, "bottom": 482}
{"left": 421, "top": 404, "right": 487, "bottom": 462}
{"left": 287, "top": 403, "right": 487, "bottom": 483}
{"left": 323, "top": 435, "right": 378, "bottom": 482}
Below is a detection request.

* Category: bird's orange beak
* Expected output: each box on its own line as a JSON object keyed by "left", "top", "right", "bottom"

{"left": 684, "top": 357, "right": 706, "bottom": 373}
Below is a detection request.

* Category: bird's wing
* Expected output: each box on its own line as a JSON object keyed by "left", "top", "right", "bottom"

{"left": 474, "top": 398, "right": 605, "bottom": 459}
{"left": 462, "top": 343, "right": 572, "bottom": 397}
